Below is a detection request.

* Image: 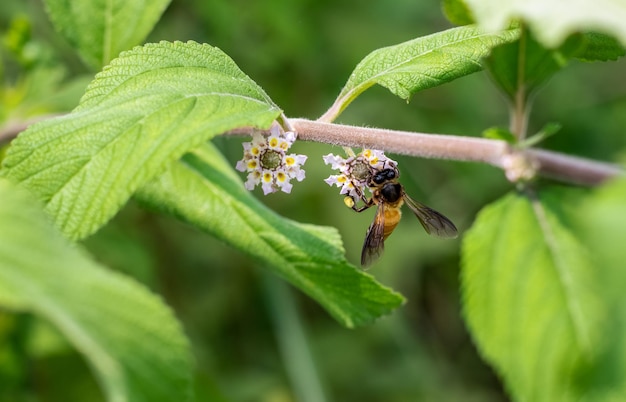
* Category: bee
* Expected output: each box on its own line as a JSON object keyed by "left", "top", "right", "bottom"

{"left": 349, "top": 165, "right": 458, "bottom": 267}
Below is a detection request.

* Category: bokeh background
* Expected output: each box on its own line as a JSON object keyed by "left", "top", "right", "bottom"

{"left": 1, "top": 0, "right": 626, "bottom": 401}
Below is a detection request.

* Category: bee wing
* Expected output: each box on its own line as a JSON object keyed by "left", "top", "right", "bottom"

{"left": 402, "top": 192, "right": 458, "bottom": 239}
{"left": 361, "top": 202, "right": 386, "bottom": 267}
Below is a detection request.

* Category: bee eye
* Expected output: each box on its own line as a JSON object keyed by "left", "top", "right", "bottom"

{"left": 372, "top": 174, "right": 385, "bottom": 184}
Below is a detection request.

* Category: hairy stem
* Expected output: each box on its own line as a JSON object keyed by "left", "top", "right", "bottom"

{"left": 285, "top": 119, "right": 621, "bottom": 186}
{"left": 2, "top": 116, "right": 622, "bottom": 187}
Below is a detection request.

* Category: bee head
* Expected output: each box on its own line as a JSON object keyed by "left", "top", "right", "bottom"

{"left": 371, "top": 166, "right": 399, "bottom": 185}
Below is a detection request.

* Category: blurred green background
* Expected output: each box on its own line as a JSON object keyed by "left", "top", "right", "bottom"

{"left": 1, "top": 0, "right": 625, "bottom": 401}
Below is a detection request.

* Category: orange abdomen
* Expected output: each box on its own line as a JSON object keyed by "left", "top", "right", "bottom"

{"left": 383, "top": 206, "right": 402, "bottom": 240}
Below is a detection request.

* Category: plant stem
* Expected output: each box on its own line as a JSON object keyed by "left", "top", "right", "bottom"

{"left": 510, "top": 88, "right": 529, "bottom": 140}
{"left": 510, "top": 27, "right": 529, "bottom": 140}
{"left": 262, "top": 273, "right": 328, "bottom": 402}
{"left": 290, "top": 118, "right": 508, "bottom": 165}
{"left": 2, "top": 116, "right": 622, "bottom": 187}
{"left": 284, "top": 119, "right": 622, "bottom": 186}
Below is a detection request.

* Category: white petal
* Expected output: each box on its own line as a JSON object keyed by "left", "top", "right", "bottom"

{"left": 323, "top": 153, "right": 346, "bottom": 170}
{"left": 294, "top": 168, "right": 306, "bottom": 182}
{"left": 295, "top": 154, "right": 307, "bottom": 165}
{"left": 269, "top": 124, "right": 281, "bottom": 137}
{"left": 261, "top": 181, "right": 275, "bottom": 195}
{"left": 278, "top": 180, "right": 293, "bottom": 193}
{"left": 284, "top": 131, "right": 296, "bottom": 144}
{"left": 324, "top": 175, "right": 340, "bottom": 186}
{"left": 251, "top": 133, "right": 267, "bottom": 148}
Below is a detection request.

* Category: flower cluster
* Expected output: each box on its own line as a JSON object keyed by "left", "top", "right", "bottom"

{"left": 323, "top": 149, "right": 397, "bottom": 203}
{"left": 236, "top": 125, "right": 307, "bottom": 195}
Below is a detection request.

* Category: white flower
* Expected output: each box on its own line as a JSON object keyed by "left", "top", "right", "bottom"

{"left": 236, "top": 125, "right": 307, "bottom": 195}
{"left": 323, "top": 149, "right": 397, "bottom": 202}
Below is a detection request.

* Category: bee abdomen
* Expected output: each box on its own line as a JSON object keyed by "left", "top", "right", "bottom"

{"left": 383, "top": 207, "right": 401, "bottom": 240}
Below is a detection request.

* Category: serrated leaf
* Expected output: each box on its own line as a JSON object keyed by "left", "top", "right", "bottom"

{"left": 324, "top": 25, "right": 519, "bottom": 120}
{"left": 465, "top": 0, "right": 626, "bottom": 48}
{"left": 0, "top": 178, "right": 193, "bottom": 402}
{"left": 1, "top": 41, "right": 282, "bottom": 240}
{"left": 461, "top": 191, "right": 600, "bottom": 401}
{"left": 43, "top": 0, "right": 171, "bottom": 69}
{"left": 136, "top": 143, "right": 405, "bottom": 328}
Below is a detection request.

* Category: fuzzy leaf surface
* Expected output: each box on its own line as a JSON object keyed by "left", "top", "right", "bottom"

{"left": 465, "top": 0, "right": 626, "bottom": 48}
{"left": 0, "top": 178, "right": 193, "bottom": 402}
{"left": 461, "top": 191, "right": 599, "bottom": 401}
{"left": 44, "top": 0, "right": 171, "bottom": 69}
{"left": 136, "top": 143, "right": 405, "bottom": 328}
{"left": 1, "top": 41, "right": 281, "bottom": 240}
{"left": 326, "top": 25, "right": 519, "bottom": 120}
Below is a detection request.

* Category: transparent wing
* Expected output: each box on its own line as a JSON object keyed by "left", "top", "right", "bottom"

{"left": 361, "top": 202, "right": 386, "bottom": 267}
{"left": 402, "top": 192, "right": 458, "bottom": 239}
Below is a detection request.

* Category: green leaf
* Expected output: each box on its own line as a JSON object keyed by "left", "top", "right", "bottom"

{"left": 482, "top": 126, "right": 516, "bottom": 143}
{"left": 485, "top": 29, "right": 580, "bottom": 102}
{"left": 465, "top": 0, "right": 626, "bottom": 48}
{"left": 324, "top": 25, "right": 520, "bottom": 120}
{"left": 43, "top": 0, "right": 172, "bottom": 69}
{"left": 1, "top": 41, "right": 282, "bottom": 240}
{"left": 442, "top": 0, "right": 475, "bottom": 26}
{"left": 519, "top": 122, "right": 561, "bottom": 148}
{"left": 136, "top": 143, "right": 405, "bottom": 328}
{"left": 0, "top": 177, "right": 193, "bottom": 402}
{"left": 574, "top": 32, "right": 626, "bottom": 62}
{"left": 574, "top": 179, "right": 626, "bottom": 400}
{"left": 461, "top": 191, "right": 600, "bottom": 401}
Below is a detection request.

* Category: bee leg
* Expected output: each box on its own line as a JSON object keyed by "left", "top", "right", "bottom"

{"left": 351, "top": 197, "right": 374, "bottom": 213}
{"left": 347, "top": 185, "right": 373, "bottom": 212}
